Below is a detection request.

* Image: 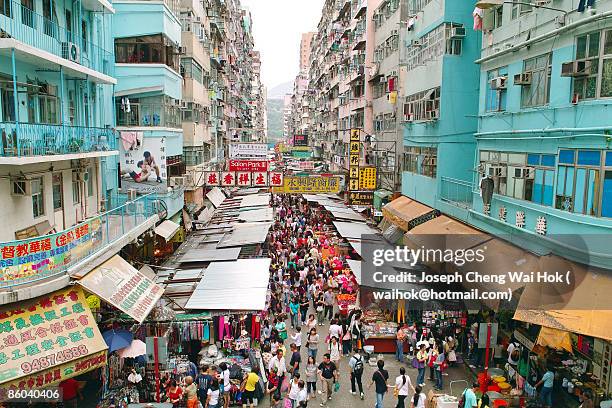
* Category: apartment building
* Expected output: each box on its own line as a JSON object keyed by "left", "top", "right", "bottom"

{"left": 0, "top": 0, "right": 161, "bottom": 303}
{"left": 300, "top": 32, "right": 315, "bottom": 73}
{"left": 250, "top": 50, "right": 266, "bottom": 143}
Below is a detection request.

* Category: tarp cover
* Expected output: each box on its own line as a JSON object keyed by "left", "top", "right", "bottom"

{"left": 179, "top": 247, "right": 241, "bottom": 263}
{"left": 382, "top": 195, "right": 433, "bottom": 231}
{"left": 206, "top": 187, "right": 226, "bottom": 208}
{"left": 333, "top": 221, "right": 380, "bottom": 239}
{"left": 238, "top": 207, "right": 274, "bottom": 222}
{"left": 240, "top": 193, "right": 270, "bottom": 208}
{"left": 217, "top": 222, "right": 272, "bottom": 248}
{"left": 185, "top": 259, "right": 271, "bottom": 311}
{"left": 155, "top": 220, "right": 180, "bottom": 241}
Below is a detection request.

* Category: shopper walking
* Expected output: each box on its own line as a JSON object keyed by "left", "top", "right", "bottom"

{"left": 305, "top": 356, "right": 318, "bottom": 400}
{"left": 241, "top": 367, "right": 259, "bottom": 408}
{"left": 415, "top": 344, "right": 427, "bottom": 386}
{"left": 306, "top": 327, "right": 320, "bottom": 360}
{"left": 323, "top": 288, "right": 334, "bottom": 321}
{"left": 328, "top": 336, "right": 341, "bottom": 370}
{"left": 433, "top": 345, "right": 445, "bottom": 391}
{"left": 394, "top": 367, "right": 415, "bottom": 408}
{"left": 348, "top": 348, "right": 364, "bottom": 399}
{"left": 410, "top": 385, "right": 426, "bottom": 408}
{"left": 369, "top": 359, "right": 389, "bottom": 408}
{"left": 535, "top": 364, "right": 555, "bottom": 408}
{"left": 317, "top": 353, "right": 338, "bottom": 407}
{"left": 205, "top": 378, "right": 221, "bottom": 408}
{"left": 396, "top": 325, "right": 407, "bottom": 363}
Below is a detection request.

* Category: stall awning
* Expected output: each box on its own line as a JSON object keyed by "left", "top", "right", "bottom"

{"left": 77, "top": 255, "right": 165, "bottom": 323}
{"left": 536, "top": 327, "right": 573, "bottom": 352}
{"left": 185, "top": 258, "right": 271, "bottom": 311}
{"left": 514, "top": 260, "right": 612, "bottom": 341}
{"left": 217, "top": 222, "right": 272, "bottom": 248}
{"left": 238, "top": 207, "right": 274, "bottom": 222}
{"left": 346, "top": 259, "right": 362, "bottom": 285}
{"left": 382, "top": 195, "right": 434, "bottom": 231}
{"left": 333, "top": 221, "right": 380, "bottom": 239}
{"left": 155, "top": 220, "right": 180, "bottom": 241}
{"left": 179, "top": 247, "right": 241, "bottom": 263}
{"left": 206, "top": 187, "right": 226, "bottom": 208}
{"left": 0, "top": 287, "right": 108, "bottom": 388}
{"left": 240, "top": 193, "right": 270, "bottom": 208}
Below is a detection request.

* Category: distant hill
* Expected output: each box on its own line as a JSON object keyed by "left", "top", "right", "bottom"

{"left": 267, "top": 98, "right": 284, "bottom": 142}
{"left": 268, "top": 81, "right": 294, "bottom": 100}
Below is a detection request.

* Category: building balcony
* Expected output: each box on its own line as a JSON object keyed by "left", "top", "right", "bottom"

{"left": 115, "top": 103, "right": 182, "bottom": 128}
{"left": 0, "top": 2, "right": 114, "bottom": 81}
{"left": 0, "top": 192, "right": 160, "bottom": 299}
{"left": 0, "top": 123, "right": 117, "bottom": 164}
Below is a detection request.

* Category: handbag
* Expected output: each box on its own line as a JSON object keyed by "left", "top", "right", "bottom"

{"left": 393, "top": 387, "right": 399, "bottom": 398}
{"left": 448, "top": 350, "right": 457, "bottom": 362}
{"left": 334, "top": 381, "right": 340, "bottom": 392}
{"left": 411, "top": 357, "right": 419, "bottom": 369}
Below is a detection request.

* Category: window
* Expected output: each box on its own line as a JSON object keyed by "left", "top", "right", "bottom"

{"left": 65, "top": 10, "right": 72, "bottom": 34}
{"left": 373, "top": 82, "right": 385, "bottom": 99}
{"left": 406, "top": 24, "right": 464, "bottom": 71}
{"left": 72, "top": 178, "right": 81, "bottom": 204}
{"left": 527, "top": 154, "right": 555, "bottom": 206}
{"left": 403, "top": 87, "right": 441, "bottom": 122}
{"left": 42, "top": 0, "right": 58, "bottom": 38}
{"left": 181, "top": 58, "right": 205, "bottom": 84}
{"left": 52, "top": 173, "right": 62, "bottom": 210}
{"left": 485, "top": 67, "right": 508, "bottom": 112}
{"left": 21, "top": 0, "right": 35, "bottom": 28}
{"left": 86, "top": 168, "right": 94, "bottom": 197}
{"left": 521, "top": 54, "right": 552, "bottom": 107}
{"left": 31, "top": 178, "right": 44, "bottom": 218}
{"left": 1, "top": 0, "right": 12, "bottom": 17}
{"left": 556, "top": 149, "right": 605, "bottom": 216}
{"left": 410, "top": 0, "right": 433, "bottom": 13}
{"left": 0, "top": 78, "right": 16, "bottom": 122}
{"left": 511, "top": 0, "right": 532, "bottom": 19}
{"left": 37, "top": 84, "right": 60, "bottom": 124}
{"left": 81, "top": 20, "right": 88, "bottom": 52}
{"left": 573, "top": 30, "right": 612, "bottom": 100}
{"left": 184, "top": 146, "right": 205, "bottom": 166}
{"left": 404, "top": 147, "right": 437, "bottom": 178}
{"left": 115, "top": 34, "right": 179, "bottom": 71}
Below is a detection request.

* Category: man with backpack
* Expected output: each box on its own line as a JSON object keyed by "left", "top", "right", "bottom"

{"left": 459, "top": 382, "right": 479, "bottom": 408}
{"left": 348, "top": 348, "right": 364, "bottom": 400}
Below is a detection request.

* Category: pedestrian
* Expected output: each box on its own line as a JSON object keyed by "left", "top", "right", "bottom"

{"left": 305, "top": 355, "right": 318, "bottom": 400}
{"left": 579, "top": 390, "right": 594, "bottom": 408}
{"left": 316, "top": 293, "right": 325, "bottom": 325}
{"left": 270, "top": 393, "right": 283, "bottom": 408}
{"left": 300, "top": 294, "right": 310, "bottom": 325}
{"left": 288, "top": 372, "right": 302, "bottom": 408}
{"left": 276, "top": 316, "right": 288, "bottom": 341}
{"left": 394, "top": 367, "right": 415, "bottom": 408}
{"left": 410, "top": 385, "right": 426, "bottom": 408}
{"left": 268, "top": 349, "right": 288, "bottom": 388}
{"left": 291, "top": 326, "right": 302, "bottom": 352}
{"left": 341, "top": 320, "right": 352, "bottom": 356}
{"left": 535, "top": 364, "right": 554, "bottom": 408}
{"left": 415, "top": 343, "right": 428, "bottom": 387}
{"left": 206, "top": 378, "right": 221, "bottom": 408}
{"left": 184, "top": 376, "right": 199, "bottom": 408}
{"left": 317, "top": 353, "right": 338, "bottom": 407}
{"left": 328, "top": 319, "right": 342, "bottom": 340}
{"left": 306, "top": 314, "right": 318, "bottom": 331}
{"left": 266, "top": 367, "right": 280, "bottom": 404}
{"left": 166, "top": 379, "right": 183, "bottom": 407}
{"left": 261, "top": 320, "right": 272, "bottom": 342}
{"left": 196, "top": 365, "right": 213, "bottom": 405}
{"left": 348, "top": 348, "right": 364, "bottom": 400}
{"left": 328, "top": 336, "right": 341, "bottom": 370}
{"left": 323, "top": 288, "right": 334, "bottom": 321}
{"left": 369, "top": 359, "right": 389, "bottom": 408}
{"left": 289, "top": 343, "right": 302, "bottom": 378}
{"left": 396, "top": 325, "right": 407, "bottom": 363}
{"left": 433, "top": 344, "right": 445, "bottom": 390}
{"left": 219, "top": 362, "right": 231, "bottom": 408}
{"left": 296, "top": 380, "right": 308, "bottom": 407}
{"left": 306, "top": 327, "right": 320, "bottom": 360}
{"left": 427, "top": 343, "right": 438, "bottom": 383}
{"left": 460, "top": 382, "right": 479, "bottom": 408}
{"left": 290, "top": 297, "right": 300, "bottom": 329}
{"left": 239, "top": 367, "right": 259, "bottom": 408}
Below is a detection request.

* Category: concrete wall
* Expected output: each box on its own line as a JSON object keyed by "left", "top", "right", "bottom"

{"left": 113, "top": 1, "right": 182, "bottom": 44}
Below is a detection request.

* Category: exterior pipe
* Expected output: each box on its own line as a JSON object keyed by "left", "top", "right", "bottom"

{"left": 475, "top": 126, "right": 611, "bottom": 137}
{"left": 11, "top": 48, "right": 20, "bottom": 155}
{"left": 475, "top": 10, "right": 612, "bottom": 65}
{"left": 477, "top": 134, "right": 608, "bottom": 140}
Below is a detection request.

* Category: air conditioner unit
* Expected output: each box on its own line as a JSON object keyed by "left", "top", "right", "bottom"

{"left": 561, "top": 60, "right": 592, "bottom": 77}
{"left": 62, "top": 42, "right": 80, "bottom": 63}
{"left": 488, "top": 165, "right": 507, "bottom": 178}
{"left": 170, "top": 176, "right": 185, "bottom": 187}
{"left": 514, "top": 72, "right": 532, "bottom": 85}
{"left": 411, "top": 39, "right": 422, "bottom": 47}
{"left": 490, "top": 76, "right": 507, "bottom": 90}
{"left": 379, "top": 76, "right": 387, "bottom": 83}
{"left": 183, "top": 173, "right": 195, "bottom": 187}
{"left": 403, "top": 113, "right": 413, "bottom": 122}
{"left": 426, "top": 109, "right": 439, "bottom": 121}
{"left": 450, "top": 26, "right": 466, "bottom": 39}
{"left": 11, "top": 179, "right": 35, "bottom": 196}
{"left": 514, "top": 167, "right": 535, "bottom": 179}
{"left": 179, "top": 100, "right": 188, "bottom": 109}
{"left": 179, "top": 46, "right": 187, "bottom": 54}
{"left": 73, "top": 172, "right": 89, "bottom": 182}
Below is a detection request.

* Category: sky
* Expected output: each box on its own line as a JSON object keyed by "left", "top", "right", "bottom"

{"left": 241, "top": 0, "right": 325, "bottom": 91}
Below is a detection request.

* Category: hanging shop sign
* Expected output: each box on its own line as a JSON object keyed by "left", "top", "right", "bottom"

{"left": 229, "top": 143, "right": 268, "bottom": 159}
{"left": 0, "top": 287, "right": 107, "bottom": 387}
{"left": 359, "top": 167, "right": 377, "bottom": 190}
{"left": 292, "top": 150, "right": 312, "bottom": 159}
{"left": 228, "top": 160, "right": 269, "bottom": 172}
{"left": 349, "top": 129, "right": 361, "bottom": 193}
{"left": 348, "top": 191, "right": 374, "bottom": 206}
{"left": 293, "top": 134, "right": 309, "bottom": 147}
{"left": 119, "top": 134, "right": 169, "bottom": 193}
{"left": 291, "top": 146, "right": 312, "bottom": 151}
{"left": 299, "top": 161, "right": 315, "bottom": 171}
{"left": 0, "top": 219, "right": 102, "bottom": 285}
{"left": 272, "top": 176, "right": 341, "bottom": 194}
{"left": 77, "top": 255, "right": 164, "bottom": 323}
{"left": 205, "top": 172, "right": 283, "bottom": 187}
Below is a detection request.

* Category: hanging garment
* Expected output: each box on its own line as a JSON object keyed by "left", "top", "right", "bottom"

{"left": 577, "top": 0, "right": 595, "bottom": 11}
{"left": 218, "top": 316, "right": 225, "bottom": 340}
{"left": 473, "top": 7, "right": 483, "bottom": 31}
{"left": 203, "top": 322, "right": 210, "bottom": 341}
{"left": 407, "top": 17, "right": 415, "bottom": 31}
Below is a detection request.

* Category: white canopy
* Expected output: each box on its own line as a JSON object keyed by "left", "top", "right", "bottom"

{"left": 185, "top": 259, "right": 271, "bottom": 311}
{"left": 155, "top": 220, "right": 180, "bottom": 241}
{"left": 333, "top": 221, "right": 380, "bottom": 239}
{"left": 240, "top": 193, "right": 270, "bottom": 208}
{"left": 206, "top": 187, "right": 226, "bottom": 208}
{"left": 217, "top": 222, "right": 272, "bottom": 248}
{"left": 179, "top": 247, "right": 242, "bottom": 263}
{"left": 346, "top": 259, "right": 362, "bottom": 285}
{"left": 238, "top": 207, "right": 274, "bottom": 222}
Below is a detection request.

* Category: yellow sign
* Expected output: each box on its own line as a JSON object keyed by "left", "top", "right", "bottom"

{"left": 350, "top": 129, "right": 360, "bottom": 142}
{"left": 389, "top": 91, "right": 398, "bottom": 104}
{"left": 0, "top": 287, "right": 107, "bottom": 386}
{"left": 349, "top": 167, "right": 359, "bottom": 179}
{"left": 359, "top": 167, "right": 377, "bottom": 190}
{"left": 349, "top": 153, "right": 360, "bottom": 167}
{"left": 349, "top": 179, "right": 359, "bottom": 190}
{"left": 350, "top": 141, "right": 360, "bottom": 153}
{"left": 291, "top": 146, "right": 312, "bottom": 151}
{"left": 272, "top": 176, "right": 342, "bottom": 194}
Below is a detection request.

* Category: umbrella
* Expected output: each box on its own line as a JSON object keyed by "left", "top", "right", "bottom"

{"left": 119, "top": 339, "right": 147, "bottom": 358}
{"left": 102, "top": 329, "right": 133, "bottom": 353}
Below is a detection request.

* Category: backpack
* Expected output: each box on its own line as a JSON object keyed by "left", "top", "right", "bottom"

{"left": 353, "top": 355, "right": 364, "bottom": 375}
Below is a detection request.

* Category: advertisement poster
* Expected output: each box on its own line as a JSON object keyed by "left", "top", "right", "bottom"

{"left": 0, "top": 219, "right": 102, "bottom": 285}
{"left": 119, "top": 133, "right": 168, "bottom": 193}
{"left": 293, "top": 134, "right": 309, "bottom": 147}
{"left": 272, "top": 176, "right": 341, "bottom": 194}
{"left": 229, "top": 143, "right": 267, "bottom": 159}
{"left": 0, "top": 287, "right": 107, "bottom": 386}
{"left": 228, "top": 160, "right": 269, "bottom": 172}
{"left": 299, "top": 161, "right": 315, "bottom": 171}
{"left": 359, "top": 167, "right": 377, "bottom": 190}
{"left": 348, "top": 191, "right": 374, "bottom": 206}
{"left": 77, "top": 255, "right": 164, "bottom": 323}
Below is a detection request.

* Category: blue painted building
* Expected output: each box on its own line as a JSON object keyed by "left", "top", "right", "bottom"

{"left": 112, "top": 0, "right": 185, "bottom": 218}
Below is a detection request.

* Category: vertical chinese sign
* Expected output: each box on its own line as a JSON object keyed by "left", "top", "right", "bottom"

{"left": 0, "top": 287, "right": 107, "bottom": 389}
{"left": 349, "top": 129, "right": 360, "bottom": 193}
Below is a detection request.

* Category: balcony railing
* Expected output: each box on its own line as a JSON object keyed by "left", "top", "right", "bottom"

{"left": 0, "top": 123, "right": 116, "bottom": 157}
{"left": 440, "top": 176, "right": 474, "bottom": 209}
{"left": 0, "top": 193, "right": 161, "bottom": 289}
{"left": 0, "top": 1, "right": 114, "bottom": 77}
{"left": 116, "top": 103, "right": 182, "bottom": 128}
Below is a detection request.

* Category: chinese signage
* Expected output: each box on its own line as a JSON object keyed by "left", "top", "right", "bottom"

{"left": 272, "top": 176, "right": 341, "bottom": 194}
{"left": 293, "top": 134, "right": 309, "bottom": 147}
{"left": 0, "top": 219, "right": 101, "bottom": 285}
{"left": 359, "top": 167, "right": 377, "bottom": 190}
{"left": 348, "top": 191, "right": 374, "bottom": 206}
{"left": 299, "top": 161, "right": 315, "bottom": 171}
{"left": 205, "top": 171, "right": 283, "bottom": 187}
{"left": 229, "top": 143, "right": 267, "bottom": 159}
{"left": 0, "top": 287, "right": 107, "bottom": 386}
{"left": 349, "top": 129, "right": 360, "bottom": 192}
{"left": 292, "top": 150, "right": 312, "bottom": 159}
{"left": 119, "top": 134, "right": 168, "bottom": 193}
{"left": 77, "top": 255, "right": 164, "bottom": 323}
{"left": 228, "top": 160, "right": 269, "bottom": 172}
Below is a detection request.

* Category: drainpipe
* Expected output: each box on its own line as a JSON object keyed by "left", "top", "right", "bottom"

{"left": 476, "top": 11, "right": 612, "bottom": 65}
{"left": 10, "top": 49, "right": 20, "bottom": 155}
{"left": 475, "top": 126, "right": 611, "bottom": 138}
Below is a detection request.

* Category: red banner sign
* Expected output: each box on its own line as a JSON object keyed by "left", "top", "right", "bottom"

{"left": 228, "top": 160, "right": 269, "bottom": 172}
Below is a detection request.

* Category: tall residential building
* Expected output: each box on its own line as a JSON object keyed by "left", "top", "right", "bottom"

{"left": 300, "top": 32, "right": 315, "bottom": 73}
{"left": 283, "top": 93, "right": 292, "bottom": 140}
{"left": 0, "top": 0, "right": 161, "bottom": 310}
{"left": 250, "top": 50, "right": 267, "bottom": 143}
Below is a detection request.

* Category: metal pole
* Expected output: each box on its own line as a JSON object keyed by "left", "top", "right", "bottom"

{"left": 154, "top": 336, "right": 161, "bottom": 403}
{"left": 11, "top": 48, "right": 20, "bottom": 155}
{"left": 484, "top": 322, "right": 492, "bottom": 379}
